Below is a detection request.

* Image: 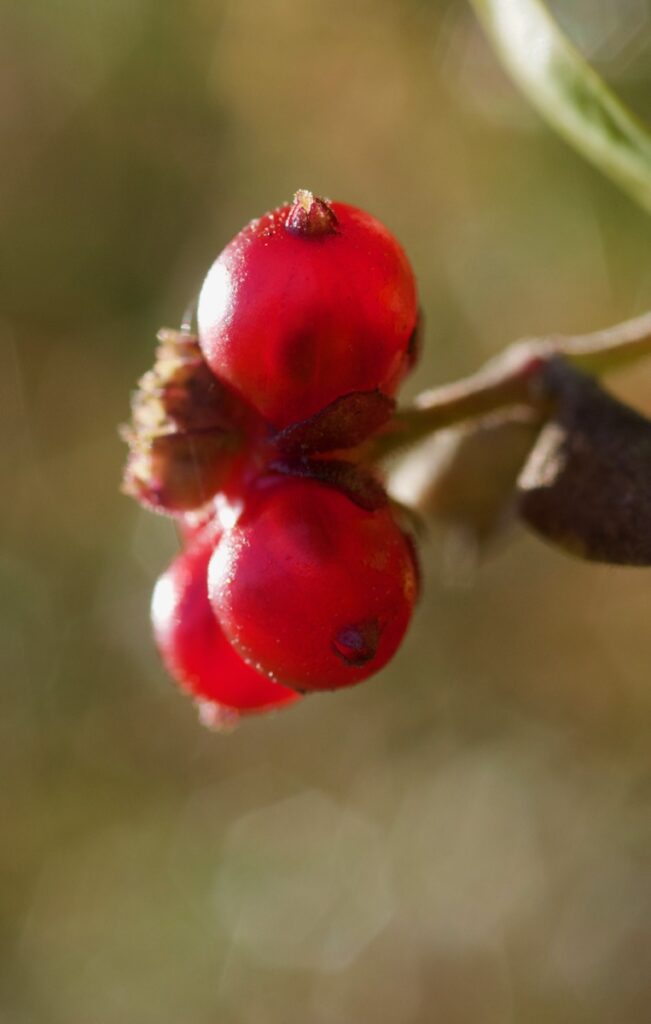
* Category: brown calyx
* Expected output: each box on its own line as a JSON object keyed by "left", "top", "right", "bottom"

{"left": 121, "top": 328, "right": 246, "bottom": 514}
{"left": 285, "top": 189, "right": 339, "bottom": 238}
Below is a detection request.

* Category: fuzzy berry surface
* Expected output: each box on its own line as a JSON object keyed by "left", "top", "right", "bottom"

{"left": 197, "top": 193, "right": 418, "bottom": 429}
{"left": 208, "top": 477, "right": 418, "bottom": 691}
{"left": 151, "top": 524, "right": 299, "bottom": 714}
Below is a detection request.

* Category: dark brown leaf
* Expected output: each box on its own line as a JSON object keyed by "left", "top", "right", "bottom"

{"left": 518, "top": 366, "right": 651, "bottom": 564}
{"left": 274, "top": 390, "right": 395, "bottom": 456}
{"left": 271, "top": 458, "right": 388, "bottom": 512}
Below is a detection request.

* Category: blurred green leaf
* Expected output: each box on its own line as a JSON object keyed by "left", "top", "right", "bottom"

{"left": 471, "top": 0, "right": 651, "bottom": 213}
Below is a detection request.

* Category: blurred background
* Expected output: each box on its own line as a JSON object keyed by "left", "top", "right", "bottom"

{"left": 1, "top": 1, "right": 651, "bottom": 1021}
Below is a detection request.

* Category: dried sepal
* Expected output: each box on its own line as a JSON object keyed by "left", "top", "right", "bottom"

{"left": 121, "top": 328, "right": 248, "bottom": 514}
{"left": 134, "top": 328, "right": 248, "bottom": 434}
{"left": 274, "top": 389, "right": 395, "bottom": 456}
{"left": 122, "top": 431, "right": 241, "bottom": 513}
{"left": 270, "top": 458, "right": 388, "bottom": 512}
{"left": 518, "top": 365, "right": 651, "bottom": 564}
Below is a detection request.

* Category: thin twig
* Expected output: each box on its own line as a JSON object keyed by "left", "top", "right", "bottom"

{"left": 560, "top": 311, "right": 651, "bottom": 372}
{"left": 373, "top": 311, "right": 651, "bottom": 458}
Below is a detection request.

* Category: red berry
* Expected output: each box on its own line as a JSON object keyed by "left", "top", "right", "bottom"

{"left": 207, "top": 477, "right": 418, "bottom": 691}
{"left": 197, "top": 190, "right": 418, "bottom": 429}
{"left": 177, "top": 506, "right": 216, "bottom": 546}
{"left": 151, "top": 525, "right": 299, "bottom": 717}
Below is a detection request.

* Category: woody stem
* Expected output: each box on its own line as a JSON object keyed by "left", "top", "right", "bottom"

{"left": 375, "top": 311, "right": 651, "bottom": 458}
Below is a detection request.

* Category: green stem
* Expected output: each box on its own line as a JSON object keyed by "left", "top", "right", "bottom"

{"left": 470, "top": 0, "right": 651, "bottom": 213}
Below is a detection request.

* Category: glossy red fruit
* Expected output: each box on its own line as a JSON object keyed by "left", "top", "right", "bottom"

{"left": 208, "top": 477, "right": 418, "bottom": 691}
{"left": 197, "top": 190, "right": 418, "bottom": 429}
{"left": 151, "top": 525, "right": 299, "bottom": 718}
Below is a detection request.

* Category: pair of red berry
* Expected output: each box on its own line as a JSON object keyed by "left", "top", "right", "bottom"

{"left": 128, "top": 190, "right": 420, "bottom": 725}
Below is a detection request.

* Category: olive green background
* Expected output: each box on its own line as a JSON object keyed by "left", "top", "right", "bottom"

{"left": 1, "top": 2, "right": 650, "bottom": 1021}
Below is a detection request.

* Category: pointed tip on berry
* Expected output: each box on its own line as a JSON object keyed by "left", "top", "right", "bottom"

{"left": 285, "top": 189, "right": 338, "bottom": 238}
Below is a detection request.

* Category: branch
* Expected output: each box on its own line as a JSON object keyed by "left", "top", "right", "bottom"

{"left": 375, "top": 311, "right": 651, "bottom": 457}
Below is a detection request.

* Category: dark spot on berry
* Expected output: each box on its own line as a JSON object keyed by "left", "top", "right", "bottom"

{"left": 332, "top": 619, "right": 380, "bottom": 667}
{"left": 280, "top": 329, "right": 318, "bottom": 386}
